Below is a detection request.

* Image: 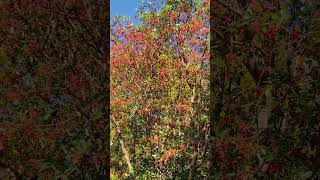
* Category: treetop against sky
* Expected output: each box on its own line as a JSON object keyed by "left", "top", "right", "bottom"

{"left": 110, "top": 0, "right": 141, "bottom": 23}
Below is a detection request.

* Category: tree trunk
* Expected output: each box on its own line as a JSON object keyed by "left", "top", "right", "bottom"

{"left": 119, "top": 139, "right": 135, "bottom": 177}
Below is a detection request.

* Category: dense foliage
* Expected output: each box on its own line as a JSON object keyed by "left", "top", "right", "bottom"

{"left": 0, "top": 0, "right": 108, "bottom": 178}
{"left": 111, "top": 0, "right": 209, "bottom": 179}
{"left": 209, "top": 0, "right": 319, "bottom": 179}
{"left": 111, "top": 0, "right": 319, "bottom": 179}
{"left": 1, "top": 0, "right": 319, "bottom": 179}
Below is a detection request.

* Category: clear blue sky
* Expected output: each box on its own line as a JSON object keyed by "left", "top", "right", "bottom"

{"left": 110, "top": 0, "right": 141, "bottom": 23}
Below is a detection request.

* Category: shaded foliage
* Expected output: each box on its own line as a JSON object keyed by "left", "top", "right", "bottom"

{"left": 0, "top": 0, "right": 108, "bottom": 178}
{"left": 210, "top": 0, "right": 320, "bottom": 179}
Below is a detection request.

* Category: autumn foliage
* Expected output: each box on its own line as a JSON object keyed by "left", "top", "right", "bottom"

{"left": 111, "top": 0, "right": 209, "bottom": 178}
{"left": 111, "top": 0, "right": 320, "bottom": 179}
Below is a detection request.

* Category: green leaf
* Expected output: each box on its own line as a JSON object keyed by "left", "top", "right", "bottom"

{"left": 184, "top": 83, "right": 191, "bottom": 94}
{"left": 216, "top": 128, "right": 228, "bottom": 138}
{"left": 164, "top": 4, "right": 171, "bottom": 11}
{"left": 214, "top": 57, "right": 223, "bottom": 67}
{"left": 71, "top": 139, "right": 89, "bottom": 154}
{"left": 226, "top": 172, "right": 235, "bottom": 177}
{"left": 163, "top": 117, "right": 171, "bottom": 124}
{"left": 92, "top": 104, "right": 103, "bottom": 120}
{"left": 240, "top": 72, "right": 255, "bottom": 89}
{"left": 301, "top": 171, "right": 313, "bottom": 179}
{"left": 169, "top": 86, "right": 178, "bottom": 101}
{"left": 111, "top": 173, "right": 118, "bottom": 180}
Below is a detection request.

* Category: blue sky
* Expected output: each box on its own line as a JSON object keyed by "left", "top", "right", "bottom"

{"left": 110, "top": 0, "right": 141, "bottom": 23}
